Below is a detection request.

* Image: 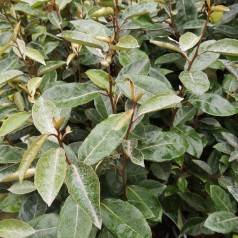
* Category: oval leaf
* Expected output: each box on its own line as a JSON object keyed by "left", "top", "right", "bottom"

{"left": 101, "top": 199, "right": 152, "bottom": 238}
{"left": 25, "top": 48, "right": 45, "bottom": 65}
{"left": 208, "top": 39, "right": 238, "bottom": 56}
{"left": 0, "top": 112, "right": 31, "bottom": 137}
{"left": 0, "top": 219, "right": 35, "bottom": 238}
{"left": 179, "top": 32, "right": 199, "bottom": 52}
{"left": 32, "top": 97, "right": 60, "bottom": 135}
{"left": 42, "top": 83, "right": 100, "bottom": 108}
{"left": 111, "top": 35, "right": 139, "bottom": 51}
{"left": 65, "top": 163, "right": 102, "bottom": 229}
{"left": 179, "top": 70, "right": 210, "bottom": 95}
{"left": 57, "top": 196, "right": 92, "bottom": 238}
{"left": 138, "top": 94, "right": 183, "bottom": 116}
{"left": 35, "top": 148, "right": 66, "bottom": 207}
{"left": 0, "top": 70, "right": 24, "bottom": 85}
{"left": 18, "top": 134, "right": 48, "bottom": 183}
{"left": 38, "top": 61, "right": 65, "bottom": 76}
{"left": 8, "top": 181, "right": 36, "bottom": 195}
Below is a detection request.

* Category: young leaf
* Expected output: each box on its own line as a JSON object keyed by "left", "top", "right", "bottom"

{"left": 0, "top": 112, "right": 31, "bottom": 137}
{"left": 0, "top": 219, "right": 35, "bottom": 238}
{"left": 111, "top": 35, "right": 139, "bottom": 51}
{"left": 190, "top": 93, "right": 237, "bottom": 116}
{"left": 138, "top": 94, "right": 183, "bottom": 116}
{"left": 222, "top": 132, "right": 238, "bottom": 148}
{"left": 0, "top": 70, "right": 24, "bottom": 85}
{"left": 179, "top": 32, "right": 199, "bottom": 52}
{"left": 210, "top": 185, "right": 233, "bottom": 212}
{"left": 18, "top": 134, "right": 48, "bottom": 183}
{"left": 208, "top": 39, "right": 238, "bottom": 56}
{"left": 8, "top": 181, "right": 36, "bottom": 195}
{"left": 204, "top": 211, "right": 238, "bottom": 234}
{"left": 38, "top": 61, "right": 65, "bottom": 76}
{"left": 78, "top": 111, "right": 132, "bottom": 165}
{"left": 0, "top": 145, "right": 24, "bottom": 164}
{"left": 101, "top": 199, "right": 152, "bottom": 238}
{"left": 57, "top": 196, "right": 92, "bottom": 238}
{"left": 42, "top": 83, "right": 100, "bottom": 108}
{"left": 179, "top": 71, "right": 210, "bottom": 96}
{"left": 35, "top": 148, "right": 66, "bottom": 207}
{"left": 65, "top": 163, "right": 102, "bottom": 229}
{"left": 86, "top": 69, "right": 112, "bottom": 91}
{"left": 25, "top": 48, "right": 45, "bottom": 65}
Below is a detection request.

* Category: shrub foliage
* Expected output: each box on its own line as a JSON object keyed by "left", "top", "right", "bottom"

{"left": 0, "top": 0, "right": 238, "bottom": 237}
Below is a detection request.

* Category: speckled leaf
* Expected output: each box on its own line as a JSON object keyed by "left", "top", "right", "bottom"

{"left": 65, "top": 163, "right": 101, "bottom": 228}
{"left": 57, "top": 196, "right": 92, "bottom": 238}
{"left": 0, "top": 70, "right": 24, "bottom": 85}
{"left": 137, "top": 131, "right": 188, "bottom": 162}
{"left": 179, "top": 32, "right": 199, "bottom": 52}
{"left": 138, "top": 94, "right": 183, "bottom": 116}
{"left": 35, "top": 148, "right": 66, "bottom": 206}
{"left": 18, "top": 135, "right": 48, "bottom": 183}
{"left": 32, "top": 97, "right": 60, "bottom": 135}
{"left": 0, "top": 145, "right": 24, "bottom": 164}
{"left": 38, "top": 61, "right": 65, "bottom": 76}
{"left": 78, "top": 111, "right": 132, "bottom": 165}
{"left": 117, "top": 75, "right": 174, "bottom": 104}
{"left": 228, "top": 185, "right": 238, "bottom": 202}
{"left": 179, "top": 71, "right": 210, "bottom": 96}
{"left": 190, "top": 93, "right": 237, "bottom": 116}
{"left": 8, "top": 181, "right": 36, "bottom": 195}
{"left": 204, "top": 211, "right": 238, "bottom": 234}
{"left": 58, "top": 31, "right": 106, "bottom": 50}
{"left": 0, "top": 219, "right": 35, "bottom": 238}
{"left": 0, "top": 112, "right": 31, "bottom": 137}
{"left": 127, "top": 185, "right": 162, "bottom": 221}
{"left": 42, "top": 83, "right": 100, "bottom": 108}
{"left": 208, "top": 39, "right": 238, "bottom": 56}
{"left": 101, "top": 199, "right": 152, "bottom": 238}
{"left": 210, "top": 185, "right": 233, "bottom": 212}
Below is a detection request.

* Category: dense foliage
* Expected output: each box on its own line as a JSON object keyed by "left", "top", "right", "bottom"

{"left": 0, "top": 0, "right": 238, "bottom": 237}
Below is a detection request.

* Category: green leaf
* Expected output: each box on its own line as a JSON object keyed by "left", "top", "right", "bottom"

{"left": 192, "top": 160, "right": 212, "bottom": 175}
{"left": 222, "top": 132, "right": 238, "bottom": 148}
{"left": 127, "top": 185, "right": 162, "bottom": 221}
{"left": 173, "top": 105, "right": 196, "bottom": 127}
{"left": 210, "top": 185, "right": 233, "bottom": 212}
{"left": 38, "top": 61, "right": 65, "bottom": 76}
{"left": 65, "top": 162, "right": 102, "bottom": 228}
{"left": 228, "top": 185, "right": 238, "bottom": 202}
{"left": 42, "top": 83, "right": 100, "bottom": 108}
{"left": 86, "top": 69, "right": 112, "bottom": 91}
{"left": 111, "top": 35, "right": 139, "bottom": 51}
{"left": 179, "top": 192, "right": 207, "bottom": 212}
{"left": 57, "top": 196, "right": 92, "bottom": 238}
{"left": 18, "top": 134, "right": 48, "bottom": 183}
{"left": 58, "top": 31, "right": 106, "bottom": 50}
{"left": 35, "top": 148, "right": 66, "bottom": 206}
{"left": 32, "top": 97, "right": 60, "bottom": 135}
{"left": 190, "top": 93, "right": 237, "bottom": 116}
{"left": 0, "top": 112, "right": 31, "bottom": 137}
{"left": 56, "top": 0, "right": 72, "bottom": 10}
{"left": 0, "top": 145, "right": 24, "bottom": 164}
{"left": 25, "top": 48, "right": 45, "bottom": 65}
{"left": 179, "top": 71, "right": 210, "bottom": 96}
{"left": 78, "top": 111, "right": 132, "bottom": 165}
{"left": 28, "top": 213, "right": 58, "bottom": 238}
{"left": 138, "top": 131, "right": 188, "bottom": 162}
{"left": 138, "top": 94, "right": 183, "bottom": 116}
{"left": 208, "top": 39, "right": 238, "bottom": 56}
{"left": 0, "top": 70, "right": 24, "bottom": 85}
{"left": 123, "top": 0, "right": 157, "bottom": 20}
{"left": 0, "top": 219, "right": 35, "bottom": 238}
{"left": 204, "top": 211, "right": 238, "bottom": 234}
{"left": 101, "top": 199, "right": 152, "bottom": 238}
{"left": 179, "top": 32, "right": 199, "bottom": 52}
{"left": 117, "top": 75, "right": 174, "bottom": 104}
{"left": 150, "top": 162, "right": 171, "bottom": 181}
{"left": 8, "top": 181, "right": 36, "bottom": 195}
